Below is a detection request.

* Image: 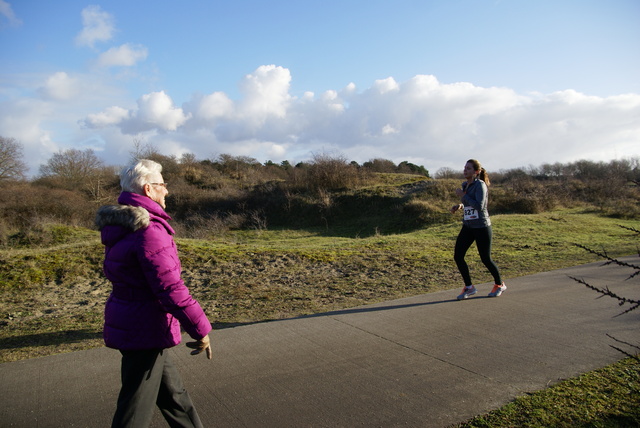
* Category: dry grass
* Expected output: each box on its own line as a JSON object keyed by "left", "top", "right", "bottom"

{"left": 1, "top": 209, "right": 637, "bottom": 363}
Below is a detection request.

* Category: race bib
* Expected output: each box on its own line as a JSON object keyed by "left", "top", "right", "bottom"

{"left": 463, "top": 206, "right": 478, "bottom": 221}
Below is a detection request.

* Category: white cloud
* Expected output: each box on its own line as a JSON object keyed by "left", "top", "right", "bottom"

{"left": 6, "top": 65, "right": 640, "bottom": 176}
{"left": 239, "top": 65, "right": 292, "bottom": 121}
{"left": 82, "top": 91, "right": 190, "bottom": 134}
{"left": 267, "top": 143, "right": 287, "bottom": 159}
{"left": 75, "top": 5, "right": 115, "bottom": 48}
{"left": 125, "top": 91, "right": 191, "bottom": 134}
{"left": 0, "top": 97, "right": 60, "bottom": 175}
{"left": 81, "top": 106, "right": 130, "bottom": 128}
{"left": 470, "top": 90, "right": 640, "bottom": 168}
{"left": 0, "top": 68, "right": 134, "bottom": 174}
{"left": 134, "top": 91, "right": 189, "bottom": 132}
{"left": 381, "top": 124, "right": 398, "bottom": 135}
{"left": 0, "top": 0, "right": 21, "bottom": 27}
{"left": 0, "top": 98, "right": 48, "bottom": 142}
{"left": 37, "top": 72, "right": 79, "bottom": 100}
{"left": 96, "top": 43, "right": 148, "bottom": 67}
{"left": 184, "top": 91, "right": 234, "bottom": 127}
{"left": 372, "top": 77, "right": 399, "bottom": 94}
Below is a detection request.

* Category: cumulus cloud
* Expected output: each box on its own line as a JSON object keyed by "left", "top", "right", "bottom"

{"left": 0, "top": 97, "right": 62, "bottom": 175}
{"left": 37, "top": 72, "right": 79, "bottom": 100}
{"left": 238, "top": 65, "right": 292, "bottom": 121}
{"left": 471, "top": 90, "right": 640, "bottom": 165}
{"left": 130, "top": 91, "right": 190, "bottom": 132}
{"left": 78, "top": 67, "right": 640, "bottom": 170}
{"left": 81, "top": 106, "right": 130, "bottom": 128}
{"left": 0, "top": 0, "right": 21, "bottom": 27}
{"left": 75, "top": 5, "right": 115, "bottom": 48}
{"left": 24, "top": 66, "right": 640, "bottom": 174}
{"left": 183, "top": 91, "right": 234, "bottom": 127}
{"left": 96, "top": 43, "right": 148, "bottom": 67}
{"left": 81, "top": 91, "right": 190, "bottom": 135}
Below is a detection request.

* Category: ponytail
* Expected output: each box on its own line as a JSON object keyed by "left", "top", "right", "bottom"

{"left": 467, "top": 159, "right": 490, "bottom": 186}
{"left": 479, "top": 168, "right": 490, "bottom": 186}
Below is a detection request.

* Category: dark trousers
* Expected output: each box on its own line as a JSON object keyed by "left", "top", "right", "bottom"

{"left": 112, "top": 349, "right": 203, "bottom": 428}
{"left": 454, "top": 225, "right": 502, "bottom": 287}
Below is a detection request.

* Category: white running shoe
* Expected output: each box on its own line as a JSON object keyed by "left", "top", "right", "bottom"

{"left": 457, "top": 285, "right": 477, "bottom": 300}
{"left": 488, "top": 283, "right": 507, "bottom": 297}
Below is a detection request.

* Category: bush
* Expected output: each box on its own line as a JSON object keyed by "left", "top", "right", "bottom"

{"left": 3, "top": 152, "right": 639, "bottom": 247}
{"left": 0, "top": 183, "right": 98, "bottom": 246}
{"left": 173, "top": 211, "right": 247, "bottom": 239}
{"left": 291, "top": 152, "right": 368, "bottom": 191}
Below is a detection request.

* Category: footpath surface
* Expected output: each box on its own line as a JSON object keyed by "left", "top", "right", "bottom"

{"left": 1, "top": 257, "right": 639, "bottom": 428}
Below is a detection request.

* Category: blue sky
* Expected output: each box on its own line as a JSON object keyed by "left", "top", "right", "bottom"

{"left": 1, "top": 0, "right": 639, "bottom": 176}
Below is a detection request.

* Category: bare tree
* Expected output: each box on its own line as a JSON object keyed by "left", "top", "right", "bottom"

{"left": 180, "top": 152, "right": 198, "bottom": 165}
{"left": 434, "top": 167, "right": 459, "bottom": 179}
{"left": 39, "top": 148, "right": 105, "bottom": 188}
{"left": 40, "top": 148, "right": 104, "bottom": 180}
{"left": 129, "top": 137, "right": 162, "bottom": 164}
{"left": 215, "top": 154, "right": 261, "bottom": 180}
{"left": 127, "top": 139, "right": 181, "bottom": 179}
{"left": 571, "top": 227, "right": 640, "bottom": 360}
{"left": 0, "top": 136, "right": 28, "bottom": 181}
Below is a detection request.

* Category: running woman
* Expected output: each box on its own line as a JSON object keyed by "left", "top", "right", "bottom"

{"left": 450, "top": 159, "right": 506, "bottom": 300}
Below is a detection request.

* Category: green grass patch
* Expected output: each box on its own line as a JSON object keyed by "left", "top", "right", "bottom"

{"left": 2, "top": 210, "right": 637, "bottom": 343}
{"left": 0, "top": 239, "right": 104, "bottom": 290}
{"left": 454, "top": 357, "right": 640, "bottom": 427}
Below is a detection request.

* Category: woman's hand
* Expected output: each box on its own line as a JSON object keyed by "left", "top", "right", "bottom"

{"left": 450, "top": 204, "right": 463, "bottom": 214}
{"left": 186, "top": 334, "right": 212, "bottom": 360}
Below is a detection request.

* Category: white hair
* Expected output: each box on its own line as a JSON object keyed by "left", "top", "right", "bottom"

{"left": 120, "top": 159, "right": 163, "bottom": 194}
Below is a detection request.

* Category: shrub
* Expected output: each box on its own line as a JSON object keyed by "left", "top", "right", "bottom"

{"left": 292, "top": 152, "right": 367, "bottom": 191}
{"left": 173, "top": 211, "right": 247, "bottom": 239}
{"left": 5, "top": 152, "right": 639, "bottom": 247}
{"left": 0, "top": 183, "right": 97, "bottom": 246}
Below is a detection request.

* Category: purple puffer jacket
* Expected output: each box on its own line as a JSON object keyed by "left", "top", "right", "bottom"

{"left": 95, "top": 192, "right": 212, "bottom": 350}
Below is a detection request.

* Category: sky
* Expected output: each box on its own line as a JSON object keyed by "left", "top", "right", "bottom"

{"left": 1, "top": 0, "right": 639, "bottom": 177}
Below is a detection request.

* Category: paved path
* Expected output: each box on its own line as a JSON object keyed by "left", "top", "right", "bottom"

{"left": 1, "top": 257, "right": 639, "bottom": 427}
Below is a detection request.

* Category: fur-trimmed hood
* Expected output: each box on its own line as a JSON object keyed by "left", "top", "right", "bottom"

{"left": 95, "top": 192, "right": 175, "bottom": 249}
{"left": 95, "top": 204, "right": 150, "bottom": 232}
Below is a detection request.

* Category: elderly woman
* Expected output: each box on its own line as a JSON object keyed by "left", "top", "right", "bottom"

{"left": 96, "top": 159, "right": 212, "bottom": 428}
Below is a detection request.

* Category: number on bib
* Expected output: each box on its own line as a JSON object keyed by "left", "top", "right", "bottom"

{"left": 463, "top": 206, "right": 478, "bottom": 221}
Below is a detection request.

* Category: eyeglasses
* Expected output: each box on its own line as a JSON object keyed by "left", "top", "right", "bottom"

{"left": 149, "top": 182, "right": 168, "bottom": 188}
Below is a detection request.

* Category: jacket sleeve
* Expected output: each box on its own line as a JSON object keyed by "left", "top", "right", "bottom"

{"left": 137, "top": 222, "right": 212, "bottom": 340}
{"left": 461, "top": 181, "right": 487, "bottom": 211}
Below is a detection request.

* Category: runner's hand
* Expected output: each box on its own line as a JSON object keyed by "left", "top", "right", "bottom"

{"left": 186, "top": 334, "right": 212, "bottom": 360}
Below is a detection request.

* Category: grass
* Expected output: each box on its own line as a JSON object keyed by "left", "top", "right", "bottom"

{"left": 453, "top": 357, "right": 640, "bottom": 427}
{"left": 1, "top": 209, "right": 638, "bottom": 356}
{"left": 0, "top": 208, "right": 638, "bottom": 425}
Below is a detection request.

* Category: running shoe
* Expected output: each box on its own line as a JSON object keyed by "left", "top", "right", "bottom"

{"left": 457, "top": 285, "right": 477, "bottom": 300}
{"left": 488, "top": 282, "right": 507, "bottom": 297}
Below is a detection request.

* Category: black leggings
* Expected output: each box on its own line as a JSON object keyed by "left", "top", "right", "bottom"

{"left": 454, "top": 225, "right": 502, "bottom": 287}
